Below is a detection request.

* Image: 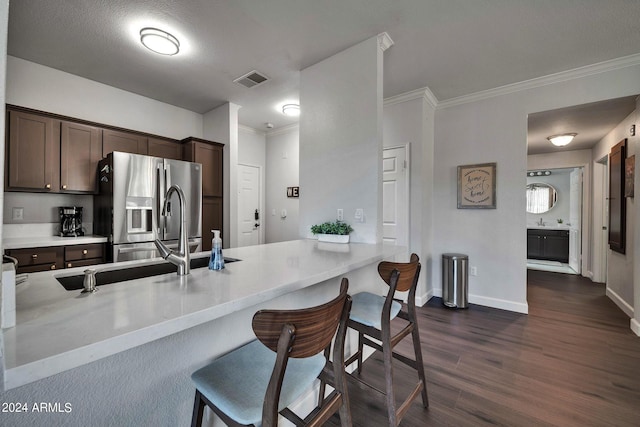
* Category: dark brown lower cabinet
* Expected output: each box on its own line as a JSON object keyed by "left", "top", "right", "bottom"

{"left": 527, "top": 229, "right": 569, "bottom": 263}
{"left": 6, "top": 243, "right": 106, "bottom": 274}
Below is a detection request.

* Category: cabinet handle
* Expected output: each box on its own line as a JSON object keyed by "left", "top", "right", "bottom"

{"left": 62, "top": 184, "right": 67, "bottom": 190}
{"left": 50, "top": 265, "right": 56, "bottom": 270}
{"left": 32, "top": 254, "right": 38, "bottom": 259}
{"left": 67, "top": 263, "right": 72, "bottom": 268}
{"left": 83, "top": 249, "right": 88, "bottom": 255}
{"left": 45, "top": 184, "right": 51, "bottom": 189}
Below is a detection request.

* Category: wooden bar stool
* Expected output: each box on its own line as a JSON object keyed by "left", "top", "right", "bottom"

{"left": 190, "top": 279, "right": 353, "bottom": 427}
{"left": 343, "top": 254, "right": 428, "bottom": 426}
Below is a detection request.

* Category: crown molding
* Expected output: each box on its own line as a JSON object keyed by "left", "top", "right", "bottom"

{"left": 377, "top": 32, "right": 394, "bottom": 52}
{"left": 267, "top": 123, "right": 299, "bottom": 137}
{"left": 384, "top": 86, "right": 438, "bottom": 109}
{"left": 437, "top": 52, "right": 640, "bottom": 109}
{"left": 238, "top": 124, "right": 265, "bottom": 135}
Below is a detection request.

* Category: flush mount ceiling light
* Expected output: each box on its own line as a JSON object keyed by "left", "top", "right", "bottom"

{"left": 282, "top": 104, "right": 300, "bottom": 117}
{"left": 140, "top": 27, "right": 180, "bottom": 55}
{"left": 547, "top": 133, "right": 577, "bottom": 147}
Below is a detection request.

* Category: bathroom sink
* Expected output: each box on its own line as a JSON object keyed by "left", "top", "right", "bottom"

{"left": 56, "top": 257, "right": 240, "bottom": 291}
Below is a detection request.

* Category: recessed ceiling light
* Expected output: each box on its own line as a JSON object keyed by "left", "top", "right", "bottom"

{"left": 282, "top": 104, "right": 300, "bottom": 117}
{"left": 547, "top": 133, "right": 577, "bottom": 147}
{"left": 140, "top": 27, "right": 180, "bottom": 56}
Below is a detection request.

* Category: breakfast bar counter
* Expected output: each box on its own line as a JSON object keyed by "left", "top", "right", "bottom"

{"left": 2, "top": 239, "right": 403, "bottom": 390}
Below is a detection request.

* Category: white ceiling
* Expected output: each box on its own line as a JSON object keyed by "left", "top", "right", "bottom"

{"left": 527, "top": 95, "right": 638, "bottom": 155}
{"left": 7, "top": 1, "right": 640, "bottom": 132}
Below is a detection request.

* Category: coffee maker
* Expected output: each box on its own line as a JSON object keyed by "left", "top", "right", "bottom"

{"left": 59, "top": 207, "right": 84, "bottom": 237}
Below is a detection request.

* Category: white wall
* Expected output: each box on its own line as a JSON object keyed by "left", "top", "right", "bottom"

{"left": 434, "top": 63, "right": 640, "bottom": 315}
{"left": 265, "top": 126, "right": 300, "bottom": 243}
{"left": 7, "top": 57, "right": 202, "bottom": 139}
{"left": 592, "top": 108, "right": 638, "bottom": 316}
{"left": 299, "top": 36, "right": 384, "bottom": 243}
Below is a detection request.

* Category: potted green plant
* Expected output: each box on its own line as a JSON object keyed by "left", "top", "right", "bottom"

{"left": 310, "top": 221, "right": 354, "bottom": 243}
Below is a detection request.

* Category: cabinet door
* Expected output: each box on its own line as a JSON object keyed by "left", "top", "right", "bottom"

{"left": 148, "top": 137, "right": 182, "bottom": 160}
{"left": 202, "top": 197, "right": 223, "bottom": 251}
{"left": 527, "top": 233, "right": 542, "bottom": 259}
{"left": 184, "top": 140, "right": 223, "bottom": 197}
{"left": 60, "top": 121, "right": 102, "bottom": 192}
{"left": 6, "top": 110, "right": 59, "bottom": 191}
{"left": 103, "top": 129, "right": 148, "bottom": 156}
{"left": 543, "top": 234, "right": 569, "bottom": 263}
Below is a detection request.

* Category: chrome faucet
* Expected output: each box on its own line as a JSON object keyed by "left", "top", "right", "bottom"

{"left": 538, "top": 217, "right": 544, "bottom": 226}
{"left": 154, "top": 184, "right": 190, "bottom": 275}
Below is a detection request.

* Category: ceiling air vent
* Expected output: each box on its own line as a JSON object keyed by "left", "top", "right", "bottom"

{"left": 233, "top": 70, "right": 269, "bottom": 88}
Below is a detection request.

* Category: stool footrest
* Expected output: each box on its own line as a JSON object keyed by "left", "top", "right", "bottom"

{"left": 396, "top": 380, "right": 424, "bottom": 420}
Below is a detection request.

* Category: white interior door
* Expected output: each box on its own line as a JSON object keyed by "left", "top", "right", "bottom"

{"left": 382, "top": 146, "right": 409, "bottom": 246}
{"left": 569, "top": 168, "right": 582, "bottom": 273}
{"left": 237, "top": 164, "right": 261, "bottom": 247}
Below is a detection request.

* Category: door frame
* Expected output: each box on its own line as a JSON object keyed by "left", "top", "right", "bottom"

{"left": 592, "top": 156, "right": 609, "bottom": 283}
{"left": 237, "top": 163, "right": 264, "bottom": 246}
{"left": 382, "top": 143, "right": 411, "bottom": 248}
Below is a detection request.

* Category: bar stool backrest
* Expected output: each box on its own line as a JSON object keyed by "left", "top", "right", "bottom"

{"left": 377, "top": 253, "right": 420, "bottom": 293}
{"left": 252, "top": 278, "right": 351, "bottom": 358}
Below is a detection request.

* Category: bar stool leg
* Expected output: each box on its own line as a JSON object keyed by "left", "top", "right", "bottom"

{"left": 412, "top": 324, "right": 429, "bottom": 408}
{"left": 191, "top": 390, "right": 205, "bottom": 427}
{"left": 357, "top": 331, "right": 364, "bottom": 374}
{"left": 382, "top": 330, "right": 398, "bottom": 426}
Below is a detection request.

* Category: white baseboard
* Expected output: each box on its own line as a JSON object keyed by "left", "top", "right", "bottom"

{"left": 416, "top": 288, "right": 433, "bottom": 307}
{"left": 469, "top": 294, "right": 529, "bottom": 314}
{"left": 631, "top": 318, "right": 640, "bottom": 337}
{"left": 606, "top": 287, "right": 634, "bottom": 318}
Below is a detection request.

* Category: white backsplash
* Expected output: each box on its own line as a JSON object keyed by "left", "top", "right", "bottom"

{"left": 3, "top": 222, "right": 94, "bottom": 238}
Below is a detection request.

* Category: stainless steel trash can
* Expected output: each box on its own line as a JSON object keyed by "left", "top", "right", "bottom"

{"left": 442, "top": 253, "right": 468, "bottom": 308}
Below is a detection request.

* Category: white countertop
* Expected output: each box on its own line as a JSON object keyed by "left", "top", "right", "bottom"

{"left": 3, "top": 235, "right": 108, "bottom": 249}
{"left": 527, "top": 225, "right": 570, "bottom": 230}
{"left": 2, "top": 239, "right": 402, "bottom": 389}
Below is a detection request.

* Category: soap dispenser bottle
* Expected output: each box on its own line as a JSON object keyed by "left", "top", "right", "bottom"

{"left": 209, "top": 230, "right": 224, "bottom": 270}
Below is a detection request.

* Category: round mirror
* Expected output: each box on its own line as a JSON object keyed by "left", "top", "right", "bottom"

{"left": 526, "top": 183, "right": 558, "bottom": 214}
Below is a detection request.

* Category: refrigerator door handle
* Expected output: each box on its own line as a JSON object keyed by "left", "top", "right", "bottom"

{"left": 156, "top": 164, "right": 165, "bottom": 236}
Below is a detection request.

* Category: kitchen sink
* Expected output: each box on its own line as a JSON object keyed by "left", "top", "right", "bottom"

{"left": 56, "top": 257, "right": 240, "bottom": 291}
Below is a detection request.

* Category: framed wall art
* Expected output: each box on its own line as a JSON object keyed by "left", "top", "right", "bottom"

{"left": 625, "top": 155, "right": 635, "bottom": 198}
{"left": 457, "top": 162, "right": 496, "bottom": 209}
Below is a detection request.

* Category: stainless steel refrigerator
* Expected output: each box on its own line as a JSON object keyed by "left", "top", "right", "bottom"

{"left": 94, "top": 152, "right": 202, "bottom": 263}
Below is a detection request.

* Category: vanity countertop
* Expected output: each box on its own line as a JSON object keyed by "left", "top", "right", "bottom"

{"left": 2, "top": 239, "right": 402, "bottom": 390}
{"left": 527, "top": 225, "right": 570, "bottom": 231}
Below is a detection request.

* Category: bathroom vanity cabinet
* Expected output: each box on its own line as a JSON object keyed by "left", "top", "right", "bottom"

{"left": 527, "top": 228, "right": 569, "bottom": 263}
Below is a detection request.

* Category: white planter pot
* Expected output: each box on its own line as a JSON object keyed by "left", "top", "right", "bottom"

{"left": 316, "top": 234, "right": 350, "bottom": 244}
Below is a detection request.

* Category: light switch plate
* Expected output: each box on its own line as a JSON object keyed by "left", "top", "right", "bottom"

{"left": 12, "top": 207, "right": 24, "bottom": 221}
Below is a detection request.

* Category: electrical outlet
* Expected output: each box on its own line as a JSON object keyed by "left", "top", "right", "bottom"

{"left": 337, "top": 209, "right": 343, "bottom": 221}
{"left": 354, "top": 208, "right": 364, "bottom": 222}
{"left": 470, "top": 266, "right": 478, "bottom": 276}
{"left": 12, "top": 207, "right": 24, "bottom": 221}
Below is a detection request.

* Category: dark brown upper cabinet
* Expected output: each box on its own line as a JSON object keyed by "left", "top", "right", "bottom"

{"left": 148, "top": 137, "right": 182, "bottom": 160}
{"left": 102, "top": 129, "right": 148, "bottom": 156}
{"left": 608, "top": 139, "right": 626, "bottom": 254}
{"left": 182, "top": 137, "right": 223, "bottom": 197}
{"left": 6, "top": 110, "right": 60, "bottom": 192}
{"left": 60, "top": 121, "right": 102, "bottom": 192}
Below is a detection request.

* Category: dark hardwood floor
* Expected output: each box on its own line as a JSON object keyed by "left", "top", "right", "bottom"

{"left": 327, "top": 270, "right": 640, "bottom": 426}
